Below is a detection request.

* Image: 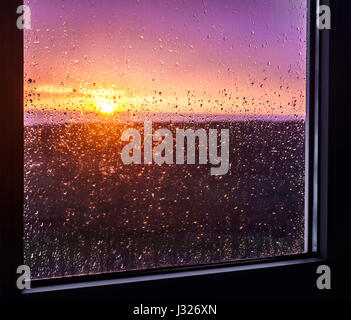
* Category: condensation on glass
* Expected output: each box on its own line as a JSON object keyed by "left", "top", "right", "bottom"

{"left": 24, "top": 0, "right": 308, "bottom": 279}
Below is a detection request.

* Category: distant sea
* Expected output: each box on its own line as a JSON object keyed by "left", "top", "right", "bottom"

{"left": 24, "top": 110, "right": 305, "bottom": 126}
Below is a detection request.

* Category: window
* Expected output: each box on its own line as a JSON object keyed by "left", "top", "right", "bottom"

{"left": 23, "top": 0, "right": 309, "bottom": 280}
{"left": 1, "top": 0, "right": 349, "bottom": 302}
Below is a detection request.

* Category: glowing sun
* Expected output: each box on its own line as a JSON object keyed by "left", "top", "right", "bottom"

{"left": 95, "top": 97, "right": 118, "bottom": 114}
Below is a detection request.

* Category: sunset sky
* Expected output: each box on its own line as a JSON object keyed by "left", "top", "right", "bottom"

{"left": 24, "top": 0, "right": 307, "bottom": 120}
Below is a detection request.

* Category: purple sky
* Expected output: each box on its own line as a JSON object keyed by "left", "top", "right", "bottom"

{"left": 24, "top": 0, "right": 307, "bottom": 118}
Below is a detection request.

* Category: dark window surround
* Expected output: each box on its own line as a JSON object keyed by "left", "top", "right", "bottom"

{"left": 0, "top": 0, "right": 349, "bottom": 301}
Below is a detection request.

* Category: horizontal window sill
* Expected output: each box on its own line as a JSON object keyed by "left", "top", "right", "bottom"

{"left": 23, "top": 256, "right": 324, "bottom": 295}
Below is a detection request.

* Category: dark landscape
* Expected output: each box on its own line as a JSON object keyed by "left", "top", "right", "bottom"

{"left": 24, "top": 120, "right": 306, "bottom": 279}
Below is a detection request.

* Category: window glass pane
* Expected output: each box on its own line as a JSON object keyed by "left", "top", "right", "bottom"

{"left": 24, "top": 0, "right": 307, "bottom": 279}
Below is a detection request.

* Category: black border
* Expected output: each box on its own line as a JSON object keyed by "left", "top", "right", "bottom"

{"left": 0, "top": 0, "right": 24, "bottom": 299}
